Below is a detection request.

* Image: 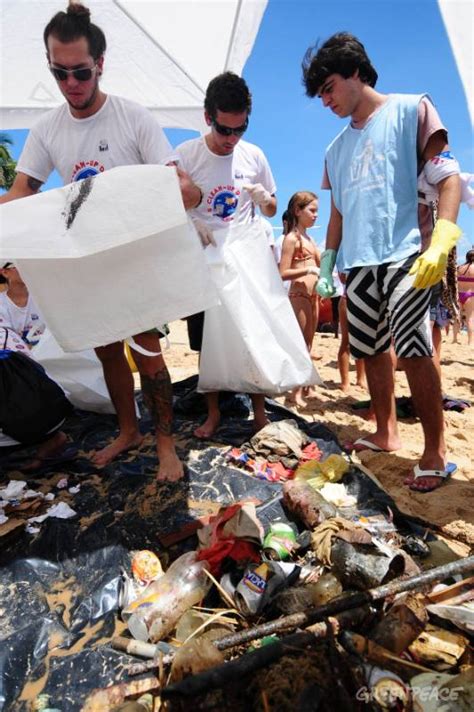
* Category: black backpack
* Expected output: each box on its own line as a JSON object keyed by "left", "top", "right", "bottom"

{"left": 0, "top": 328, "right": 73, "bottom": 444}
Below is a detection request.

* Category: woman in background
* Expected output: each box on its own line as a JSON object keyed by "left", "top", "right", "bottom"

{"left": 457, "top": 249, "right": 474, "bottom": 346}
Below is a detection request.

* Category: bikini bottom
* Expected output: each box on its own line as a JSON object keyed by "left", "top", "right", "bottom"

{"left": 459, "top": 291, "right": 474, "bottom": 306}
{"left": 289, "top": 290, "right": 317, "bottom": 306}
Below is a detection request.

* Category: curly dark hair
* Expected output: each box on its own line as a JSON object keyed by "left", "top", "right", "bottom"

{"left": 466, "top": 249, "right": 474, "bottom": 264}
{"left": 44, "top": 3, "right": 106, "bottom": 60}
{"left": 204, "top": 72, "right": 252, "bottom": 118}
{"left": 302, "top": 32, "right": 378, "bottom": 98}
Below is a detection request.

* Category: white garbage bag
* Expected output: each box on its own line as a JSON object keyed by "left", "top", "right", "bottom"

{"left": 0, "top": 165, "right": 218, "bottom": 352}
{"left": 32, "top": 329, "right": 117, "bottom": 415}
{"left": 198, "top": 220, "right": 321, "bottom": 394}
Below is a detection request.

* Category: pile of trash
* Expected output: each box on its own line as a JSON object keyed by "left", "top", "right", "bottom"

{"left": 1, "top": 409, "right": 472, "bottom": 711}
{"left": 96, "top": 470, "right": 473, "bottom": 711}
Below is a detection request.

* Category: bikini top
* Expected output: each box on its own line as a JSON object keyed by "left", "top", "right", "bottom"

{"left": 458, "top": 274, "right": 474, "bottom": 283}
{"left": 292, "top": 234, "right": 317, "bottom": 263}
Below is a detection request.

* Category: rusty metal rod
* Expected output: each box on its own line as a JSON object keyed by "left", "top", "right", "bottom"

{"left": 215, "top": 555, "right": 474, "bottom": 651}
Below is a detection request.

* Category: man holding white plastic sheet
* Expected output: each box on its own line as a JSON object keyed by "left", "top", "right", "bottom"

{"left": 303, "top": 32, "right": 461, "bottom": 492}
{"left": 176, "top": 72, "right": 277, "bottom": 439}
{"left": 0, "top": 4, "right": 202, "bottom": 480}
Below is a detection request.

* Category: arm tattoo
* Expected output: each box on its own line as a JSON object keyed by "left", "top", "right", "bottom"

{"left": 27, "top": 176, "right": 43, "bottom": 193}
{"left": 140, "top": 367, "right": 174, "bottom": 436}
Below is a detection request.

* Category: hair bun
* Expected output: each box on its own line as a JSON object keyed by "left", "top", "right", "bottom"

{"left": 67, "top": 2, "right": 91, "bottom": 22}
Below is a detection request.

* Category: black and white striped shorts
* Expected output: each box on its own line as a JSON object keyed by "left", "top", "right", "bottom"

{"left": 346, "top": 252, "right": 433, "bottom": 359}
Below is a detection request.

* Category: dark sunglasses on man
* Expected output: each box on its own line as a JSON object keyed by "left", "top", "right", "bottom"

{"left": 211, "top": 117, "right": 249, "bottom": 137}
{"left": 49, "top": 64, "right": 98, "bottom": 82}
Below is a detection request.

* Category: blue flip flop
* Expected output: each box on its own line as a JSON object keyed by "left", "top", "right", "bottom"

{"left": 409, "top": 462, "right": 457, "bottom": 492}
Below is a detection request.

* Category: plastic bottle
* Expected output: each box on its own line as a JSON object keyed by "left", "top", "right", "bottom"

{"left": 307, "top": 572, "right": 343, "bottom": 606}
{"left": 124, "top": 551, "right": 211, "bottom": 643}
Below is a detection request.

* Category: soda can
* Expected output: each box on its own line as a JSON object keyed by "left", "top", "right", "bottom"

{"left": 263, "top": 523, "right": 297, "bottom": 561}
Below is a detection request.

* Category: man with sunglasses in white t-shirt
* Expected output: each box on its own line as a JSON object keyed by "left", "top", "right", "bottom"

{"left": 0, "top": 3, "right": 202, "bottom": 481}
{"left": 176, "top": 72, "right": 277, "bottom": 439}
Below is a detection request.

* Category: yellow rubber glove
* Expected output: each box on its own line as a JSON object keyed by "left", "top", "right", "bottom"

{"left": 409, "top": 218, "right": 461, "bottom": 289}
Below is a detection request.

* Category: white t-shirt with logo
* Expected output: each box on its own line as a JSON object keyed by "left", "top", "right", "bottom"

{"left": 175, "top": 137, "right": 276, "bottom": 229}
{"left": 17, "top": 95, "right": 172, "bottom": 185}
{"left": 0, "top": 292, "right": 44, "bottom": 345}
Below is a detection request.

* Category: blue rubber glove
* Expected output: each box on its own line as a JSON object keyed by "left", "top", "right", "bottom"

{"left": 316, "top": 249, "right": 337, "bottom": 297}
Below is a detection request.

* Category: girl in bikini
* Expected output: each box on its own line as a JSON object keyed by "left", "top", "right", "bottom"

{"left": 457, "top": 249, "right": 474, "bottom": 346}
{"left": 279, "top": 191, "right": 320, "bottom": 406}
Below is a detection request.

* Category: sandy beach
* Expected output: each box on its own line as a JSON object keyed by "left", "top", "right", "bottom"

{"left": 165, "top": 319, "right": 473, "bottom": 551}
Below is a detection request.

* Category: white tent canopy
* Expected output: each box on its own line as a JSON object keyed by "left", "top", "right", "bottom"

{"left": 438, "top": 0, "right": 474, "bottom": 126}
{"left": 0, "top": 0, "right": 267, "bottom": 131}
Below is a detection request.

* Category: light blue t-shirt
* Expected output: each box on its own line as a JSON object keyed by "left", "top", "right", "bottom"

{"left": 326, "top": 94, "right": 427, "bottom": 270}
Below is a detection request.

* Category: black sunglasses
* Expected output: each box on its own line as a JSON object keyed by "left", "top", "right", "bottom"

{"left": 211, "top": 117, "right": 249, "bottom": 137}
{"left": 49, "top": 64, "right": 98, "bottom": 82}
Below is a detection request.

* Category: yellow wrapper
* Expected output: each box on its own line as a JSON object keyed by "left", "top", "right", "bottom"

{"left": 295, "top": 454, "right": 349, "bottom": 490}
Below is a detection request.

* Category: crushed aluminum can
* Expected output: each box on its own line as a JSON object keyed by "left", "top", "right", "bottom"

{"left": 234, "top": 560, "right": 300, "bottom": 617}
{"left": 263, "top": 523, "right": 297, "bottom": 561}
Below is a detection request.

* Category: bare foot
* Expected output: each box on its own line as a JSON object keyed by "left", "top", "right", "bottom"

{"left": 91, "top": 431, "right": 144, "bottom": 467}
{"left": 345, "top": 433, "right": 401, "bottom": 452}
{"left": 23, "top": 431, "right": 69, "bottom": 471}
{"left": 356, "top": 379, "right": 368, "bottom": 390}
{"left": 194, "top": 413, "right": 221, "bottom": 439}
{"left": 340, "top": 381, "right": 350, "bottom": 392}
{"left": 156, "top": 447, "right": 184, "bottom": 482}
{"left": 295, "top": 394, "right": 307, "bottom": 408}
{"left": 364, "top": 434, "right": 401, "bottom": 451}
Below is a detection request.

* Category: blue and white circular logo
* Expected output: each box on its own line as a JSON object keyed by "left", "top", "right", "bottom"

{"left": 212, "top": 190, "right": 238, "bottom": 220}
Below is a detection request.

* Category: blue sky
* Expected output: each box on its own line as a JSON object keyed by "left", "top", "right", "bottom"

{"left": 2, "top": 0, "right": 473, "bottom": 256}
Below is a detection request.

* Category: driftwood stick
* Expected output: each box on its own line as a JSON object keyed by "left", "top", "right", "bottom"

{"left": 161, "top": 607, "right": 369, "bottom": 699}
{"left": 215, "top": 555, "right": 474, "bottom": 651}
{"left": 162, "top": 630, "right": 317, "bottom": 698}
{"left": 127, "top": 606, "right": 370, "bottom": 678}
{"left": 125, "top": 656, "right": 173, "bottom": 676}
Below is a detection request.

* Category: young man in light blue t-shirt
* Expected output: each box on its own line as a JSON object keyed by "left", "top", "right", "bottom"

{"left": 302, "top": 32, "right": 461, "bottom": 492}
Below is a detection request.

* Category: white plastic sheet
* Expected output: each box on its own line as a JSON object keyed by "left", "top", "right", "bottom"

{"left": 198, "top": 220, "right": 321, "bottom": 394}
{"left": 0, "top": 165, "right": 218, "bottom": 351}
{"left": 32, "top": 329, "right": 116, "bottom": 415}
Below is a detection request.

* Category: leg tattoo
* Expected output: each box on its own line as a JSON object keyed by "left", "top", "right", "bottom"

{"left": 141, "top": 368, "right": 174, "bottom": 436}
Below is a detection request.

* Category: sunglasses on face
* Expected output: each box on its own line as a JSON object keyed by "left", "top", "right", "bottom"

{"left": 49, "top": 64, "right": 98, "bottom": 82}
{"left": 211, "top": 117, "right": 249, "bottom": 137}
